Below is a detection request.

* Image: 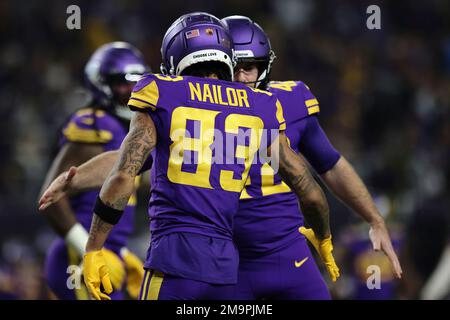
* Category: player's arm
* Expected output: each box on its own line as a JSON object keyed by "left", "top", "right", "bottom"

{"left": 298, "top": 116, "right": 402, "bottom": 278}
{"left": 83, "top": 111, "right": 156, "bottom": 300}
{"left": 66, "top": 150, "right": 119, "bottom": 191}
{"left": 276, "top": 132, "right": 330, "bottom": 238}
{"left": 86, "top": 111, "right": 156, "bottom": 250}
{"left": 272, "top": 132, "right": 340, "bottom": 282}
{"left": 321, "top": 156, "right": 402, "bottom": 278}
{"left": 39, "top": 143, "right": 104, "bottom": 237}
{"left": 38, "top": 150, "right": 119, "bottom": 211}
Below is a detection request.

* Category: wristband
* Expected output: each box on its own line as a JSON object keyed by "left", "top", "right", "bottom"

{"left": 94, "top": 196, "right": 123, "bottom": 225}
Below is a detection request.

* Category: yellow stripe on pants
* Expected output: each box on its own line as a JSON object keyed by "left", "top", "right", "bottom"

{"left": 146, "top": 271, "right": 164, "bottom": 300}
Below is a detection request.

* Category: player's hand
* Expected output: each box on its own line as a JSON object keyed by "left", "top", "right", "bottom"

{"left": 83, "top": 250, "right": 113, "bottom": 300}
{"left": 38, "top": 166, "right": 77, "bottom": 211}
{"left": 120, "top": 248, "right": 145, "bottom": 299}
{"left": 369, "top": 221, "right": 403, "bottom": 279}
{"left": 299, "top": 226, "right": 340, "bottom": 282}
{"left": 82, "top": 248, "right": 125, "bottom": 300}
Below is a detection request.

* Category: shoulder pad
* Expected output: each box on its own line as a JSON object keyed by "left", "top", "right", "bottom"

{"left": 268, "top": 81, "right": 320, "bottom": 117}
{"left": 62, "top": 108, "right": 115, "bottom": 144}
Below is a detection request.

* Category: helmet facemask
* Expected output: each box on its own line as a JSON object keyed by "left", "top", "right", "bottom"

{"left": 84, "top": 42, "right": 150, "bottom": 121}
{"left": 234, "top": 50, "right": 276, "bottom": 89}
{"left": 102, "top": 73, "right": 137, "bottom": 120}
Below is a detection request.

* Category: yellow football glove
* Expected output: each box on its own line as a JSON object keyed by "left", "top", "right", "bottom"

{"left": 120, "top": 248, "right": 145, "bottom": 299}
{"left": 83, "top": 250, "right": 113, "bottom": 300}
{"left": 102, "top": 248, "right": 126, "bottom": 290}
{"left": 299, "top": 226, "right": 340, "bottom": 282}
{"left": 82, "top": 248, "right": 126, "bottom": 300}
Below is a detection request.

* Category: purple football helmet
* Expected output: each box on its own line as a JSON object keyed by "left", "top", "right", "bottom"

{"left": 84, "top": 42, "right": 150, "bottom": 118}
{"left": 222, "top": 16, "right": 276, "bottom": 89}
{"left": 160, "top": 12, "right": 235, "bottom": 79}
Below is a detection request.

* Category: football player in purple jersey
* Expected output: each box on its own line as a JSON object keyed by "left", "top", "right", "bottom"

{"left": 220, "top": 15, "right": 402, "bottom": 299}
{"left": 39, "top": 42, "right": 150, "bottom": 300}
{"left": 71, "top": 12, "right": 333, "bottom": 300}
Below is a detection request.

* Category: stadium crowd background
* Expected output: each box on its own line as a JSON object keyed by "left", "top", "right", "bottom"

{"left": 0, "top": 0, "right": 448, "bottom": 299}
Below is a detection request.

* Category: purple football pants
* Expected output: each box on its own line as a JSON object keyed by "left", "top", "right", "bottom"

{"left": 233, "top": 235, "right": 331, "bottom": 300}
{"left": 138, "top": 235, "right": 330, "bottom": 300}
{"left": 138, "top": 269, "right": 235, "bottom": 300}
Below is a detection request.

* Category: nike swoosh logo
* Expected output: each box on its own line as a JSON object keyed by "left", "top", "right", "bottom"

{"left": 294, "top": 257, "right": 309, "bottom": 268}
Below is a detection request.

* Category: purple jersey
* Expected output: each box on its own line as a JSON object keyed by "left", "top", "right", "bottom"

{"left": 128, "top": 73, "right": 285, "bottom": 284}
{"left": 235, "top": 81, "right": 339, "bottom": 258}
{"left": 59, "top": 108, "right": 137, "bottom": 250}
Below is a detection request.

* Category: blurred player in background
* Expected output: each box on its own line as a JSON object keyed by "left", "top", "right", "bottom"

{"left": 79, "top": 12, "right": 333, "bottom": 300}
{"left": 333, "top": 195, "right": 403, "bottom": 299}
{"left": 39, "top": 42, "right": 149, "bottom": 300}
{"left": 219, "top": 15, "right": 402, "bottom": 299}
